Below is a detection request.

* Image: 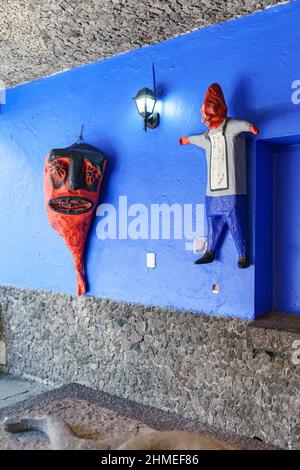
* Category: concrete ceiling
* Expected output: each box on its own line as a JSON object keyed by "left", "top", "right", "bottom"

{"left": 0, "top": 0, "right": 289, "bottom": 88}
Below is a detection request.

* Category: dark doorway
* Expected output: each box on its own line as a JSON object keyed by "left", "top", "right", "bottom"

{"left": 273, "top": 143, "right": 300, "bottom": 314}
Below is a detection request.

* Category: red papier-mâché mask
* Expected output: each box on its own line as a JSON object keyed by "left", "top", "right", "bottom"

{"left": 44, "top": 143, "right": 107, "bottom": 295}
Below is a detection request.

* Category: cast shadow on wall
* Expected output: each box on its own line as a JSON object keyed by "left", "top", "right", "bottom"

{"left": 230, "top": 76, "right": 296, "bottom": 128}
{"left": 229, "top": 76, "right": 299, "bottom": 273}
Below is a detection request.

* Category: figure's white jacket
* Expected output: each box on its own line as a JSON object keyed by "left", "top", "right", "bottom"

{"left": 188, "top": 118, "right": 251, "bottom": 197}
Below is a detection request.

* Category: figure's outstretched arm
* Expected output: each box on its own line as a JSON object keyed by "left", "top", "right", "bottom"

{"left": 179, "top": 134, "right": 207, "bottom": 148}
{"left": 231, "top": 120, "right": 260, "bottom": 137}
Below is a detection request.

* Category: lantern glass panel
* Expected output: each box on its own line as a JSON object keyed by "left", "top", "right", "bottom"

{"left": 135, "top": 94, "right": 156, "bottom": 116}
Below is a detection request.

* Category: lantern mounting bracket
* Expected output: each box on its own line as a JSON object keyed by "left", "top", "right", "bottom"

{"left": 144, "top": 112, "right": 159, "bottom": 130}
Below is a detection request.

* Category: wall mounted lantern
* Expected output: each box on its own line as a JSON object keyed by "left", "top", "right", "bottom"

{"left": 134, "top": 87, "right": 160, "bottom": 131}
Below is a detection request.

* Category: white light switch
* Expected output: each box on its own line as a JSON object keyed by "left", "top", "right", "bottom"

{"left": 147, "top": 252, "right": 156, "bottom": 268}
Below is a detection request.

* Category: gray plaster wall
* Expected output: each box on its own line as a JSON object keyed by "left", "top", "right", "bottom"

{"left": 0, "top": 0, "right": 288, "bottom": 88}
{"left": 0, "top": 285, "right": 300, "bottom": 449}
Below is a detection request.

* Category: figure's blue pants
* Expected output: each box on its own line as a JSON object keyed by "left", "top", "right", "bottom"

{"left": 206, "top": 195, "right": 248, "bottom": 257}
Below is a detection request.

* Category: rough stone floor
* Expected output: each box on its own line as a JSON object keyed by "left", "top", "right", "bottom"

{"left": 0, "top": 379, "right": 280, "bottom": 450}
{"left": 0, "top": 374, "right": 49, "bottom": 409}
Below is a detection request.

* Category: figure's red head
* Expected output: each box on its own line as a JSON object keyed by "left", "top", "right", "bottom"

{"left": 44, "top": 143, "right": 107, "bottom": 295}
{"left": 200, "top": 83, "right": 228, "bottom": 129}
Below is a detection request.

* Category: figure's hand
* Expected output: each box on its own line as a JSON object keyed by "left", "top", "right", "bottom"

{"left": 249, "top": 125, "right": 260, "bottom": 135}
{"left": 179, "top": 137, "right": 190, "bottom": 145}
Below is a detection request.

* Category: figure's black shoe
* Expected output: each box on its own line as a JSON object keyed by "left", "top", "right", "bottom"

{"left": 195, "top": 251, "right": 215, "bottom": 265}
{"left": 238, "top": 256, "right": 250, "bottom": 269}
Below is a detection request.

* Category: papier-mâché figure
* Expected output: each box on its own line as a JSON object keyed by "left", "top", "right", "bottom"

{"left": 180, "top": 83, "right": 259, "bottom": 268}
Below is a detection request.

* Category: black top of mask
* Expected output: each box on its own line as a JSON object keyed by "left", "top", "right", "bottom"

{"left": 48, "top": 142, "right": 107, "bottom": 167}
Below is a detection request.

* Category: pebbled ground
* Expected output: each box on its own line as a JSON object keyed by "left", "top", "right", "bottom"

{"left": 0, "top": 382, "right": 279, "bottom": 450}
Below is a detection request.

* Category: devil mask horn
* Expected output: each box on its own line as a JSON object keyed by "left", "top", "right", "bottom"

{"left": 44, "top": 142, "right": 107, "bottom": 295}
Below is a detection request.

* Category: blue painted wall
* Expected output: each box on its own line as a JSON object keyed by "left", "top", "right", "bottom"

{"left": 0, "top": 0, "right": 300, "bottom": 319}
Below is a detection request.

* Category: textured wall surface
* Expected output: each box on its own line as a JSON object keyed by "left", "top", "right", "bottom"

{"left": 0, "top": 0, "right": 289, "bottom": 88}
{"left": 1, "top": 1, "right": 300, "bottom": 319}
{"left": 1, "top": 285, "right": 300, "bottom": 449}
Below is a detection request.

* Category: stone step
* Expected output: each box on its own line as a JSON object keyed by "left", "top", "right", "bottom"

{"left": 0, "top": 374, "right": 49, "bottom": 409}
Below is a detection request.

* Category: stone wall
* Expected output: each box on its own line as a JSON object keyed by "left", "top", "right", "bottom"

{"left": 1, "top": 285, "right": 300, "bottom": 449}
{"left": 0, "top": 0, "right": 288, "bottom": 88}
